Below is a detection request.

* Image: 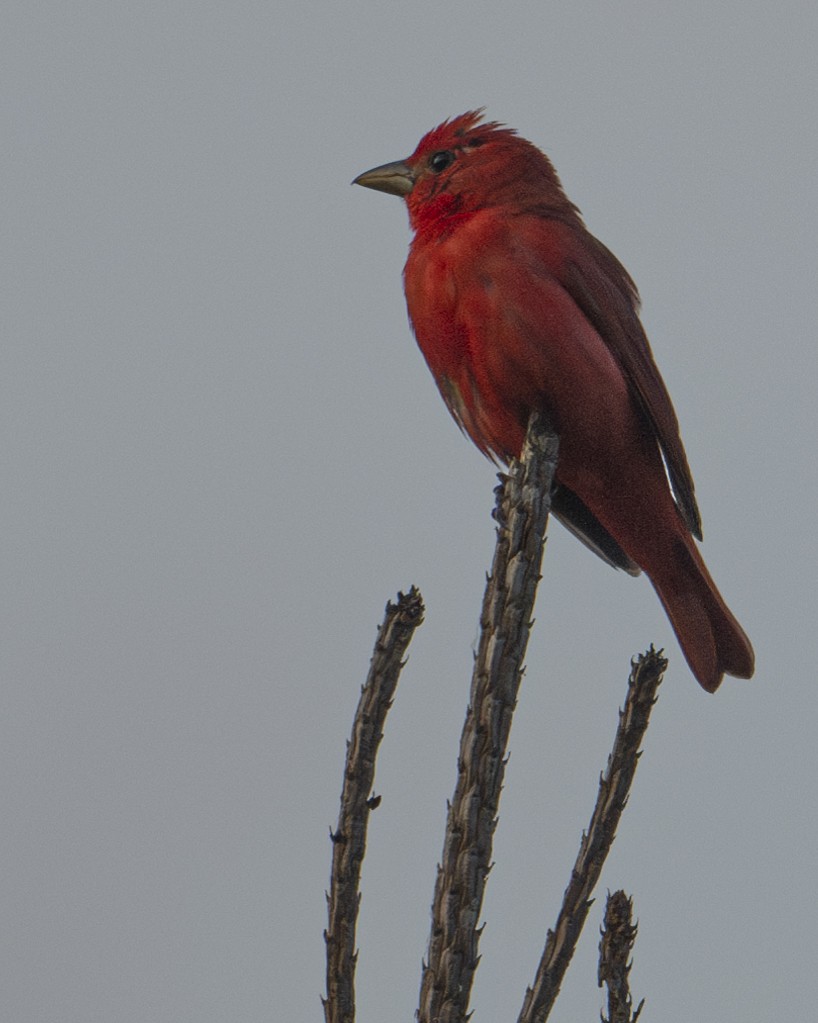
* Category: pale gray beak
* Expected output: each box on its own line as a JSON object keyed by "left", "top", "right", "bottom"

{"left": 352, "top": 159, "right": 414, "bottom": 197}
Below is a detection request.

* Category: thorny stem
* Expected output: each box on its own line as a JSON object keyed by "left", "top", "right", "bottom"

{"left": 518, "top": 649, "right": 666, "bottom": 1023}
{"left": 323, "top": 588, "right": 425, "bottom": 1023}
{"left": 417, "top": 413, "right": 559, "bottom": 1023}
{"left": 598, "top": 890, "right": 644, "bottom": 1023}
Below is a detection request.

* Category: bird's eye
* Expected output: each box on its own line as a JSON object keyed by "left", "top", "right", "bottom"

{"left": 428, "top": 150, "right": 455, "bottom": 173}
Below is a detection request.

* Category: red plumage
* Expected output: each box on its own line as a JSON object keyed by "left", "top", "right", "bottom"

{"left": 354, "top": 111, "right": 754, "bottom": 691}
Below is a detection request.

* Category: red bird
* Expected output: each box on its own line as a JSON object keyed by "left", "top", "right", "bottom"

{"left": 354, "top": 111, "right": 753, "bottom": 692}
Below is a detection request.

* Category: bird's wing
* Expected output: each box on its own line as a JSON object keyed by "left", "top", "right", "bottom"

{"left": 556, "top": 227, "right": 703, "bottom": 539}
{"left": 550, "top": 485, "right": 641, "bottom": 574}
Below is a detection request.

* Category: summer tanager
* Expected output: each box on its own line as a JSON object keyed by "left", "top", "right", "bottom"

{"left": 354, "top": 111, "right": 753, "bottom": 692}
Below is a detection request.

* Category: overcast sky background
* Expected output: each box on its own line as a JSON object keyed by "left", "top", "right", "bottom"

{"left": 3, "top": 3, "right": 816, "bottom": 1021}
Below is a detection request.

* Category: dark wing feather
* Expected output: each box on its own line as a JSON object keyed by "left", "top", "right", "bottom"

{"left": 562, "top": 232, "right": 703, "bottom": 539}
{"left": 551, "top": 485, "right": 641, "bottom": 575}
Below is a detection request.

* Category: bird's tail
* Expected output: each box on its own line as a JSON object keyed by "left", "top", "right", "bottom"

{"left": 647, "top": 533, "right": 754, "bottom": 692}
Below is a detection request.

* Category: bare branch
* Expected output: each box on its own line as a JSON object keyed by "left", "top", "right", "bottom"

{"left": 518, "top": 648, "right": 666, "bottom": 1023}
{"left": 418, "top": 413, "right": 559, "bottom": 1023}
{"left": 598, "top": 890, "right": 644, "bottom": 1023}
{"left": 323, "top": 588, "right": 425, "bottom": 1023}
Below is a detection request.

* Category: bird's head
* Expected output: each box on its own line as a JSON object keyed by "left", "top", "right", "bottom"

{"left": 354, "top": 111, "right": 576, "bottom": 234}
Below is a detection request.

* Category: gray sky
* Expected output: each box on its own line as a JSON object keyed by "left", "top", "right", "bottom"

{"left": 3, "top": 2, "right": 816, "bottom": 1020}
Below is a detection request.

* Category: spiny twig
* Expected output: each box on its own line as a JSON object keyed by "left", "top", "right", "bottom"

{"left": 323, "top": 588, "right": 425, "bottom": 1023}
{"left": 417, "top": 413, "right": 559, "bottom": 1023}
{"left": 518, "top": 648, "right": 666, "bottom": 1023}
{"left": 598, "top": 889, "right": 644, "bottom": 1023}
